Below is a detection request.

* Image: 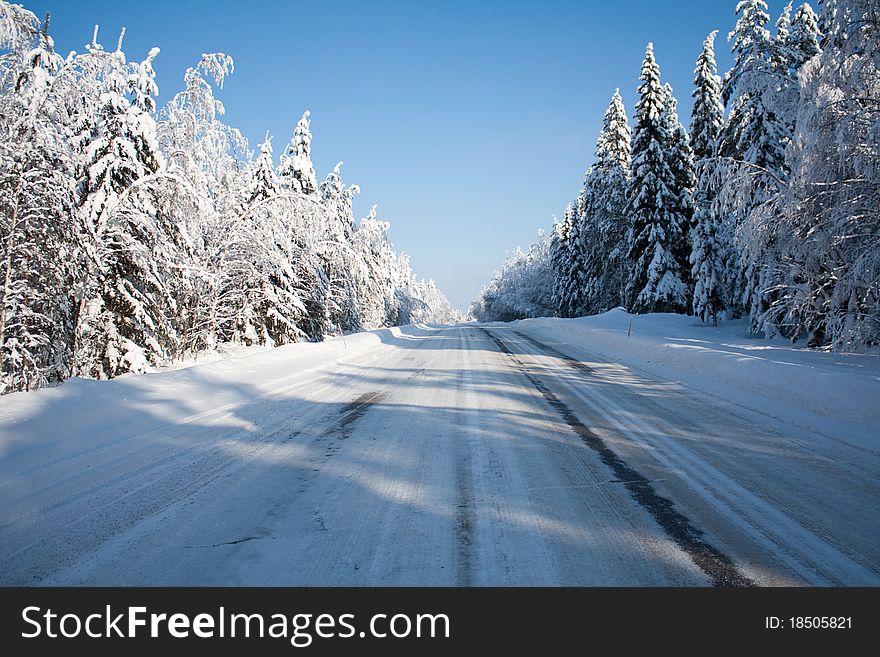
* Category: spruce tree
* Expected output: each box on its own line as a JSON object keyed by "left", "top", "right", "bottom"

{"left": 596, "top": 89, "right": 632, "bottom": 172}
{"left": 691, "top": 216, "right": 725, "bottom": 325}
{"left": 245, "top": 135, "right": 279, "bottom": 206}
{"left": 582, "top": 89, "right": 631, "bottom": 313}
{"left": 549, "top": 206, "right": 575, "bottom": 317}
{"left": 788, "top": 4, "right": 822, "bottom": 69}
{"left": 771, "top": 2, "right": 794, "bottom": 71}
{"left": 816, "top": 0, "right": 836, "bottom": 47}
{"left": 690, "top": 31, "right": 727, "bottom": 324}
{"left": 724, "top": 0, "right": 772, "bottom": 105}
{"left": 626, "top": 44, "right": 690, "bottom": 315}
{"left": 0, "top": 12, "right": 80, "bottom": 392}
{"left": 691, "top": 32, "right": 725, "bottom": 162}
{"left": 721, "top": 0, "right": 786, "bottom": 175}
{"left": 279, "top": 110, "right": 318, "bottom": 195}
{"left": 661, "top": 83, "right": 696, "bottom": 235}
{"left": 75, "top": 42, "right": 182, "bottom": 379}
{"left": 720, "top": 0, "right": 794, "bottom": 327}
{"left": 565, "top": 192, "right": 595, "bottom": 316}
{"left": 319, "top": 162, "right": 362, "bottom": 332}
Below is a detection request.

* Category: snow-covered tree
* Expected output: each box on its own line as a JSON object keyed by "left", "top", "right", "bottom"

{"left": 788, "top": 4, "right": 822, "bottom": 69}
{"left": 0, "top": 4, "right": 456, "bottom": 395}
{"left": 471, "top": 229, "right": 556, "bottom": 322}
{"left": 691, "top": 32, "right": 725, "bottom": 162}
{"left": 473, "top": 0, "right": 873, "bottom": 353}
{"left": 764, "top": 0, "right": 879, "bottom": 349}
{"left": 581, "top": 89, "right": 631, "bottom": 313}
{"left": 661, "top": 83, "right": 696, "bottom": 233}
{"left": 73, "top": 38, "right": 185, "bottom": 380}
{"left": 352, "top": 205, "right": 396, "bottom": 328}
{"left": 816, "top": 0, "right": 837, "bottom": 47}
{"left": 220, "top": 134, "right": 315, "bottom": 347}
{"left": 157, "top": 53, "right": 249, "bottom": 354}
{"left": 551, "top": 202, "right": 589, "bottom": 318}
{"left": 0, "top": 8, "right": 80, "bottom": 392}
{"left": 725, "top": 0, "right": 773, "bottom": 102}
{"left": 721, "top": 1, "right": 789, "bottom": 174}
{"left": 719, "top": 0, "right": 798, "bottom": 326}
{"left": 549, "top": 208, "right": 573, "bottom": 316}
{"left": 550, "top": 90, "right": 632, "bottom": 321}
{"left": 244, "top": 134, "right": 279, "bottom": 206}
{"left": 158, "top": 53, "right": 245, "bottom": 217}
{"left": 279, "top": 110, "right": 317, "bottom": 195}
{"left": 319, "top": 161, "right": 362, "bottom": 332}
{"left": 690, "top": 212, "right": 726, "bottom": 325}
{"left": 772, "top": 2, "right": 794, "bottom": 71}
{"left": 690, "top": 31, "right": 727, "bottom": 323}
{"left": 320, "top": 161, "right": 359, "bottom": 235}
{"left": 626, "top": 44, "right": 691, "bottom": 315}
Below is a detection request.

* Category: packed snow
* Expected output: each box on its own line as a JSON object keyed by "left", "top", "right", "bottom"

{"left": 1, "top": 314, "right": 877, "bottom": 586}
{"left": 505, "top": 309, "right": 880, "bottom": 451}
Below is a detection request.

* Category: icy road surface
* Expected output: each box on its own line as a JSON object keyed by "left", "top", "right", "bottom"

{"left": 1, "top": 323, "right": 878, "bottom": 585}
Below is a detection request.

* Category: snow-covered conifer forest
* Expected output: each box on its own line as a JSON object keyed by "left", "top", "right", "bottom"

{"left": 0, "top": 2, "right": 457, "bottom": 394}
{"left": 471, "top": 0, "right": 879, "bottom": 354}
{"left": 2, "top": 1, "right": 879, "bottom": 589}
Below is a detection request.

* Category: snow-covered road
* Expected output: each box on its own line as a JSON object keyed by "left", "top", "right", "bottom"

{"left": 1, "top": 323, "right": 878, "bottom": 585}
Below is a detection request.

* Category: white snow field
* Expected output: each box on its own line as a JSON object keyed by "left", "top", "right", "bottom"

{"left": 1, "top": 312, "right": 878, "bottom": 586}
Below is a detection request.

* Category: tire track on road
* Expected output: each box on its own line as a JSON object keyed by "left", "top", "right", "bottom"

{"left": 479, "top": 327, "right": 754, "bottom": 587}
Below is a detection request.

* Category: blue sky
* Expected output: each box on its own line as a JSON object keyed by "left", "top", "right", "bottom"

{"left": 29, "top": 0, "right": 793, "bottom": 310}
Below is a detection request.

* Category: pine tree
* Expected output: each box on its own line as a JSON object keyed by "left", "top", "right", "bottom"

{"left": 626, "top": 44, "right": 691, "bottom": 315}
{"left": 225, "top": 133, "right": 314, "bottom": 347}
{"left": 0, "top": 10, "right": 80, "bottom": 392}
{"left": 724, "top": 0, "right": 773, "bottom": 105}
{"left": 772, "top": 2, "right": 794, "bottom": 71}
{"left": 661, "top": 83, "right": 696, "bottom": 234}
{"left": 720, "top": 0, "right": 796, "bottom": 327}
{"left": 77, "top": 39, "right": 160, "bottom": 235}
{"left": 582, "top": 89, "right": 631, "bottom": 313}
{"left": 565, "top": 194, "right": 594, "bottom": 316}
{"left": 74, "top": 39, "right": 184, "bottom": 380}
{"left": 319, "top": 162, "right": 362, "bottom": 332}
{"left": 721, "top": 1, "right": 787, "bottom": 174}
{"left": 245, "top": 135, "right": 279, "bottom": 206}
{"left": 691, "top": 32, "right": 725, "bottom": 161}
{"left": 690, "top": 31, "right": 727, "bottom": 324}
{"left": 771, "top": 3, "right": 822, "bottom": 74}
{"left": 279, "top": 110, "right": 317, "bottom": 195}
{"left": 691, "top": 215, "right": 725, "bottom": 325}
{"left": 549, "top": 207, "right": 575, "bottom": 316}
{"left": 595, "top": 89, "right": 632, "bottom": 172}
{"left": 788, "top": 4, "right": 822, "bottom": 69}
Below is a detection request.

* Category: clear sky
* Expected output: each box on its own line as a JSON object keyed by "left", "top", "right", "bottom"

{"left": 26, "top": 0, "right": 793, "bottom": 311}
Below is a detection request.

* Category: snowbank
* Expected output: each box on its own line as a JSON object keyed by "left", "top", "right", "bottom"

{"left": 509, "top": 309, "right": 880, "bottom": 450}
{"left": 0, "top": 327, "right": 405, "bottom": 465}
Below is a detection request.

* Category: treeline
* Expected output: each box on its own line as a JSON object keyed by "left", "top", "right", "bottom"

{"left": 471, "top": 0, "right": 879, "bottom": 352}
{"left": 0, "top": 3, "right": 457, "bottom": 394}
